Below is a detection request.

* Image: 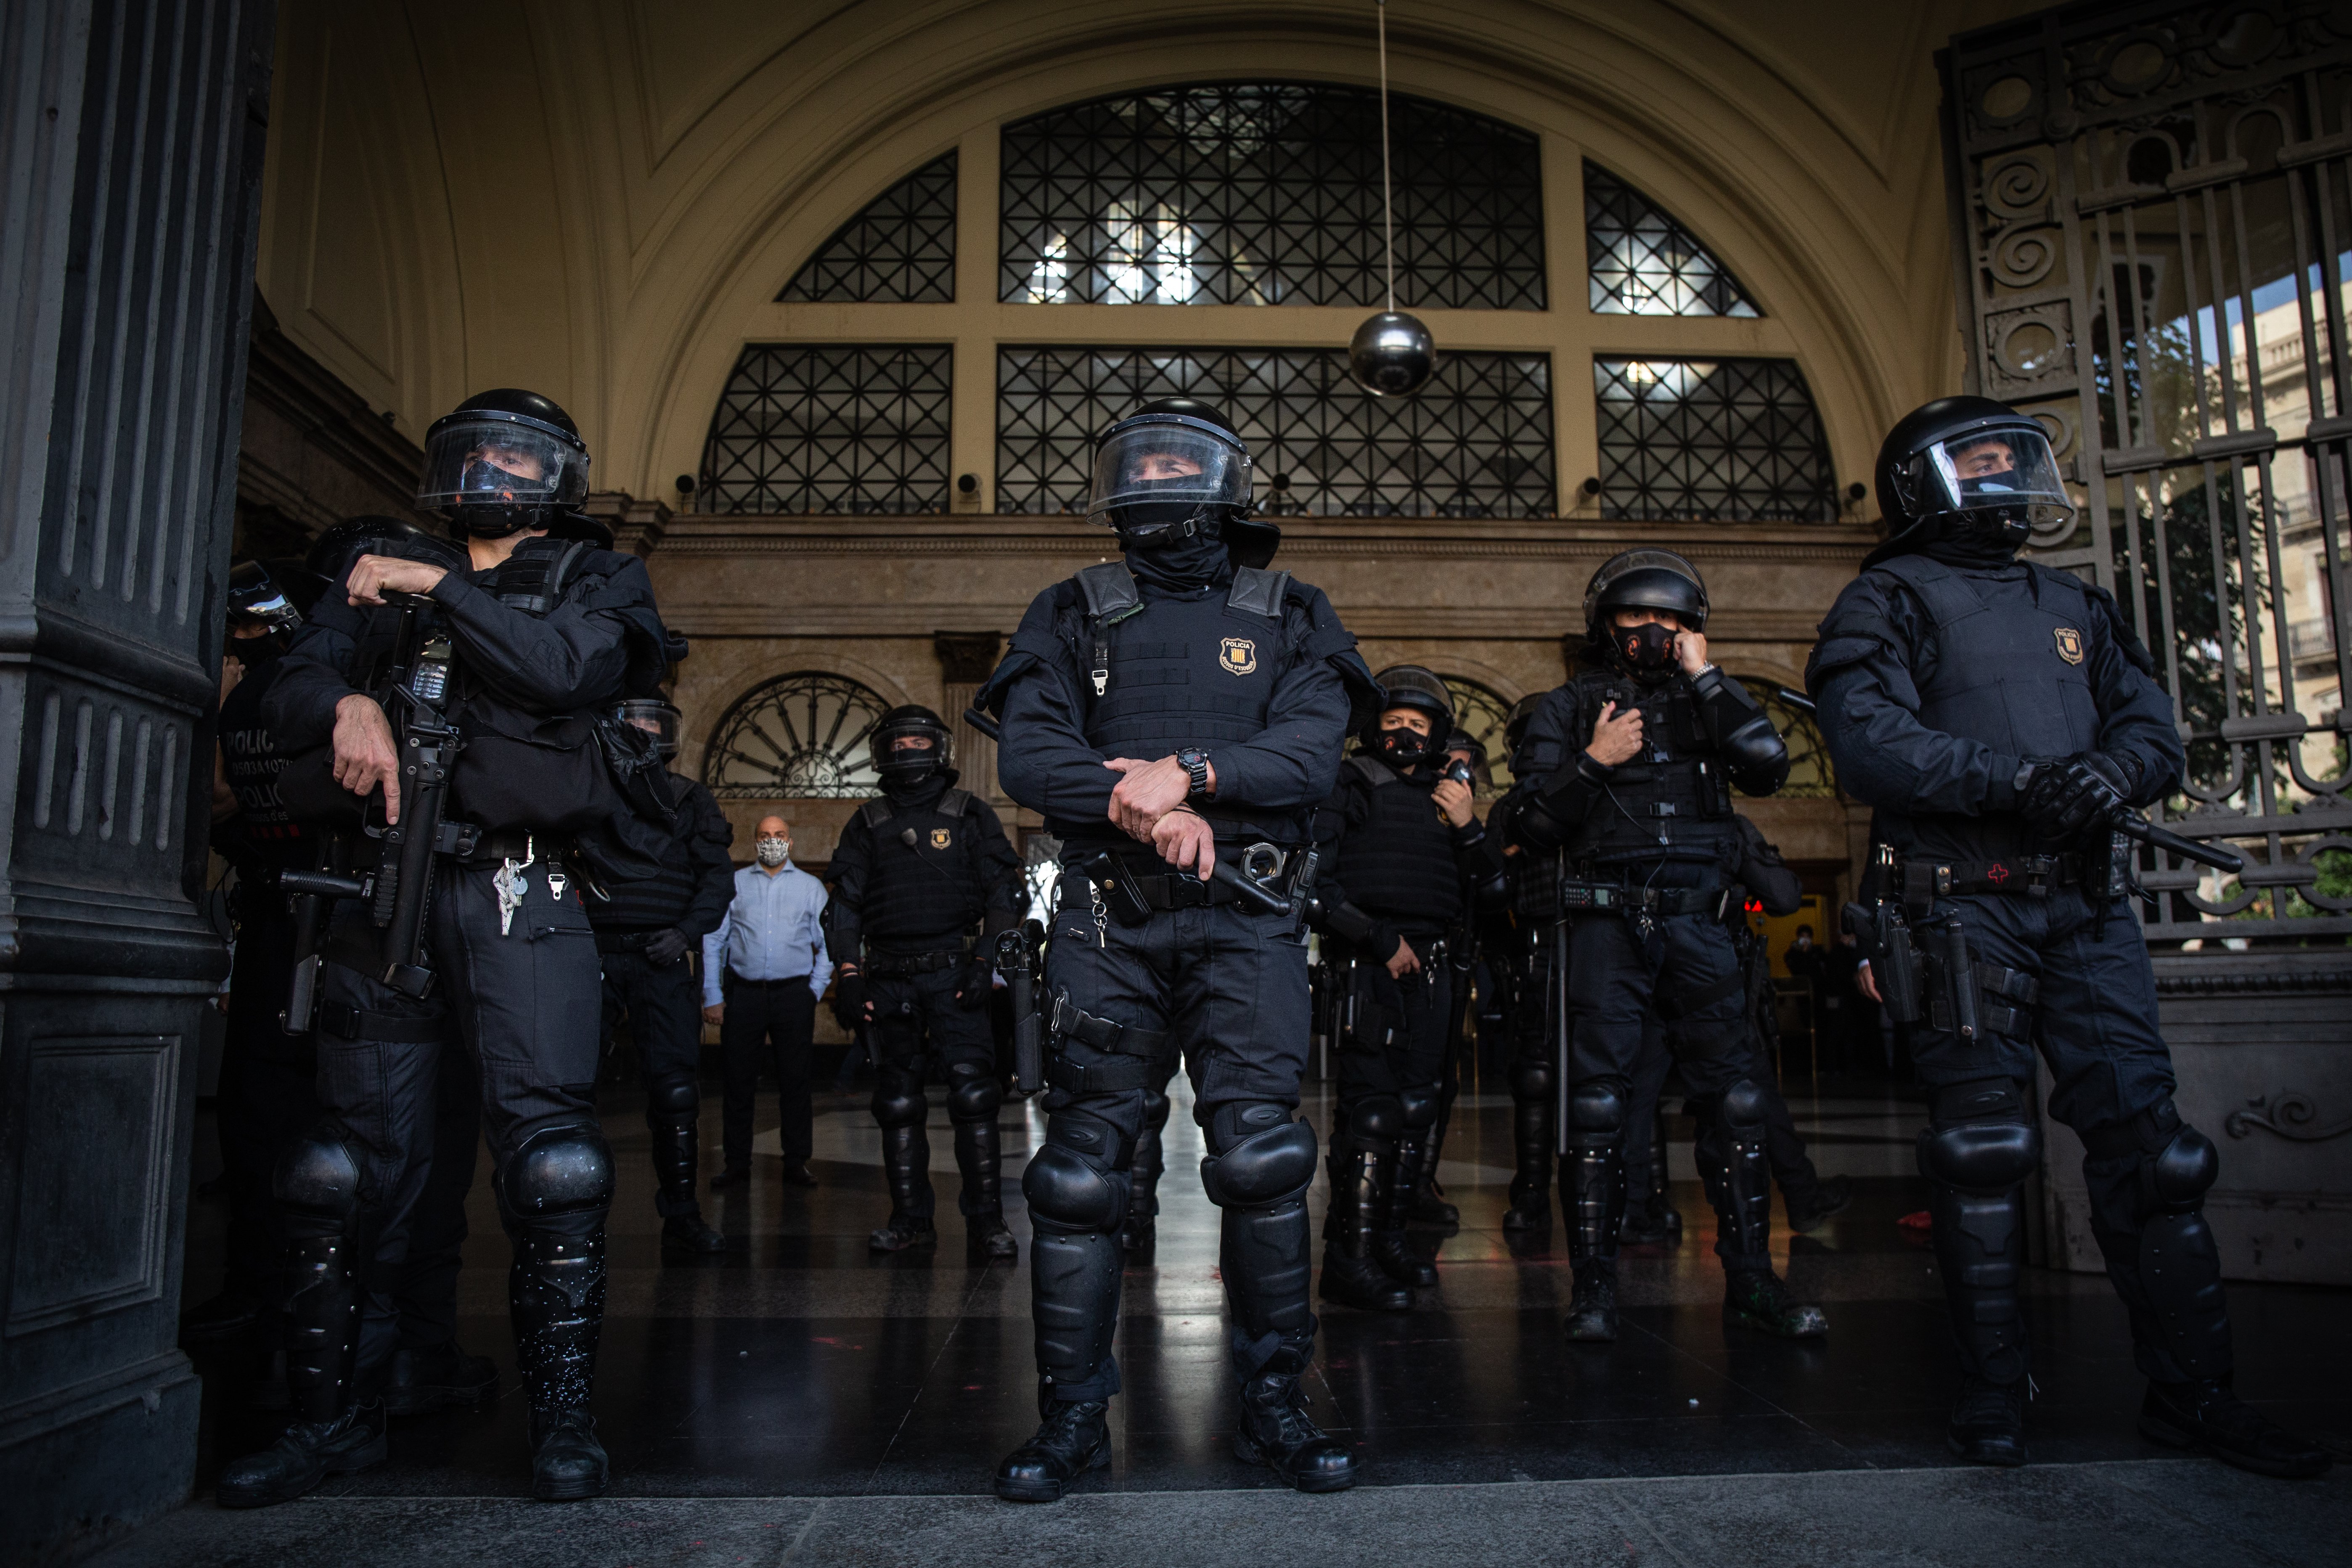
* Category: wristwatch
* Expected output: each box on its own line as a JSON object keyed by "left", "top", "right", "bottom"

{"left": 1176, "top": 746, "right": 1214, "bottom": 800}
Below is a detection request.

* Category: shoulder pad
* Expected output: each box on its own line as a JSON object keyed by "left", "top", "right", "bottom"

{"left": 1226, "top": 566, "right": 1291, "bottom": 619}
{"left": 859, "top": 797, "right": 895, "bottom": 829}
{"left": 1329, "top": 647, "right": 1385, "bottom": 732}
{"left": 1346, "top": 754, "right": 1395, "bottom": 787}
{"left": 1075, "top": 562, "right": 1142, "bottom": 624}
{"left": 2079, "top": 579, "right": 2159, "bottom": 675}
{"left": 940, "top": 787, "right": 973, "bottom": 819}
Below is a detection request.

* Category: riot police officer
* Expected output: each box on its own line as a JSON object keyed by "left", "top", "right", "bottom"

{"left": 823, "top": 705, "right": 1025, "bottom": 1260}
{"left": 1809, "top": 397, "right": 2328, "bottom": 1475}
{"left": 972, "top": 397, "right": 1379, "bottom": 1499}
{"left": 222, "top": 389, "right": 666, "bottom": 1506}
{"left": 595, "top": 681, "right": 736, "bottom": 1258}
{"left": 1310, "top": 667, "right": 1489, "bottom": 1311}
{"left": 187, "top": 561, "right": 328, "bottom": 1344}
{"left": 1508, "top": 550, "right": 1821, "bottom": 1345}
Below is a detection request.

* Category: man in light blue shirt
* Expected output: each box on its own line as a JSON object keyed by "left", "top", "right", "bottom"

{"left": 701, "top": 815, "right": 832, "bottom": 1188}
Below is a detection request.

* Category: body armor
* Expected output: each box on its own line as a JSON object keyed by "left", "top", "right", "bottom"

{"left": 1332, "top": 756, "right": 1462, "bottom": 933}
{"left": 218, "top": 659, "right": 312, "bottom": 871}
{"left": 1563, "top": 669, "right": 1738, "bottom": 870}
{"left": 583, "top": 771, "right": 706, "bottom": 931}
{"left": 1858, "top": 556, "right": 2103, "bottom": 864}
{"left": 856, "top": 789, "right": 987, "bottom": 946}
{"left": 1077, "top": 562, "right": 1302, "bottom": 844}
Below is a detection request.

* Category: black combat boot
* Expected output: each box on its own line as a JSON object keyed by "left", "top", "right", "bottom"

{"left": 1410, "top": 1110, "right": 1459, "bottom": 1226}
{"left": 382, "top": 1340, "right": 498, "bottom": 1416}
{"left": 995, "top": 1396, "right": 1111, "bottom": 1501}
{"left": 1236, "top": 1350, "right": 1357, "bottom": 1492}
{"left": 869, "top": 1123, "right": 937, "bottom": 1252}
{"left": 510, "top": 1214, "right": 611, "bottom": 1500}
{"left": 1706, "top": 1087, "right": 1828, "bottom": 1339}
{"left": 2140, "top": 1376, "right": 2331, "bottom": 1478}
{"left": 649, "top": 1117, "right": 727, "bottom": 1257}
{"left": 1318, "top": 1142, "right": 1409, "bottom": 1312}
{"left": 1723, "top": 1269, "right": 1829, "bottom": 1338}
{"left": 1563, "top": 1263, "right": 1619, "bottom": 1343}
{"left": 216, "top": 1402, "right": 387, "bottom": 1508}
{"left": 1561, "top": 1095, "right": 1627, "bottom": 1341}
{"left": 529, "top": 1408, "right": 610, "bottom": 1501}
{"left": 1369, "top": 1132, "right": 1439, "bottom": 1287}
{"left": 1946, "top": 1374, "right": 2028, "bottom": 1467}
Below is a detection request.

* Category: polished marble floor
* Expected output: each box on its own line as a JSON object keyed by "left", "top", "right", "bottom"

{"left": 177, "top": 1067, "right": 2352, "bottom": 1501}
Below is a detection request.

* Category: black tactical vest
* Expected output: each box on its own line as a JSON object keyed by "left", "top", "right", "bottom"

{"left": 1867, "top": 555, "right": 2104, "bottom": 862}
{"left": 1561, "top": 668, "right": 1740, "bottom": 870}
{"left": 1508, "top": 840, "right": 1561, "bottom": 925}
{"left": 585, "top": 770, "right": 704, "bottom": 931}
{"left": 1077, "top": 563, "right": 1303, "bottom": 843}
{"left": 857, "top": 788, "right": 986, "bottom": 946}
{"left": 1332, "top": 755, "right": 1463, "bottom": 932}
{"left": 217, "top": 657, "right": 311, "bottom": 871}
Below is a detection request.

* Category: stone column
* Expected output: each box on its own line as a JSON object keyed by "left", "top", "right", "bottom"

{"left": 933, "top": 630, "right": 1005, "bottom": 805}
{"left": 0, "top": 2, "right": 276, "bottom": 1559}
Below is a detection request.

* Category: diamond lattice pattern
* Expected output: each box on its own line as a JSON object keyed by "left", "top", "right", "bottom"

{"left": 702, "top": 344, "right": 954, "bottom": 514}
{"left": 998, "top": 345, "right": 1555, "bottom": 517}
{"left": 778, "top": 152, "right": 959, "bottom": 303}
{"left": 1593, "top": 357, "right": 1833, "bottom": 521}
{"left": 1000, "top": 82, "right": 1545, "bottom": 309}
{"left": 1585, "top": 162, "right": 1759, "bottom": 318}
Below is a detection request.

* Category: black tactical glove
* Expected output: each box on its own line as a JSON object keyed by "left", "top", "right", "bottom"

{"left": 831, "top": 971, "right": 869, "bottom": 1030}
{"left": 2016, "top": 752, "right": 2132, "bottom": 838}
{"left": 643, "top": 927, "right": 691, "bottom": 967}
{"left": 954, "top": 954, "right": 995, "bottom": 1010}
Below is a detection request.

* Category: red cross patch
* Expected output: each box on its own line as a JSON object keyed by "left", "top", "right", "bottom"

{"left": 1986, "top": 863, "right": 2010, "bottom": 884}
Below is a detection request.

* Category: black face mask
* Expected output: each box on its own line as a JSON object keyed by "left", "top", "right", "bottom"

{"left": 1617, "top": 621, "right": 1679, "bottom": 673}
{"left": 1922, "top": 509, "right": 2028, "bottom": 568}
{"left": 1122, "top": 522, "right": 1230, "bottom": 593}
{"left": 1378, "top": 727, "right": 1433, "bottom": 769}
{"left": 883, "top": 769, "right": 948, "bottom": 808}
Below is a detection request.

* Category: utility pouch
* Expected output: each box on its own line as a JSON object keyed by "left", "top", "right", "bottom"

{"left": 1921, "top": 917, "right": 1981, "bottom": 1043}
{"left": 1072, "top": 850, "right": 1152, "bottom": 926}
{"left": 1843, "top": 898, "right": 1924, "bottom": 1025}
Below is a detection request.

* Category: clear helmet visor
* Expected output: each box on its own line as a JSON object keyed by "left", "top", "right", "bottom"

{"left": 418, "top": 416, "right": 589, "bottom": 513}
{"left": 1911, "top": 427, "right": 2071, "bottom": 526}
{"left": 613, "top": 699, "right": 681, "bottom": 758}
{"left": 1085, "top": 420, "right": 1250, "bottom": 531}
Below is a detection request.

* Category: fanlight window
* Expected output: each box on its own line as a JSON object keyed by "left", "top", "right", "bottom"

{"left": 701, "top": 345, "right": 954, "bottom": 514}
{"left": 999, "top": 81, "right": 1545, "bottom": 309}
{"left": 1439, "top": 676, "right": 1518, "bottom": 795}
{"left": 1593, "top": 357, "right": 1836, "bottom": 522}
{"left": 1584, "top": 162, "right": 1759, "bottom": 318}
{"left": 778, "top": 151, "right": 958, "bottom": 303}
{"left": 704, "top": 673, "right": 891, "bottom": 800}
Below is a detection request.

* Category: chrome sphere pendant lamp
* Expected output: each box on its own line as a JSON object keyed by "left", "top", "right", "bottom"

{"left": 1349, "top": 0, "right": 1436, "bottom": 397}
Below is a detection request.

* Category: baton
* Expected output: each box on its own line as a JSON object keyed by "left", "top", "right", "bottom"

{"left": 2119, "top": 814, "right": 2244, "bottom": 874}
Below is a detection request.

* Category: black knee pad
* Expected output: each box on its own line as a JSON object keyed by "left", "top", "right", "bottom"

{"left": 1348, "top": 1094, "right": 1405, "bottom": 1145}
{"left": 871, "top": 1073, "right": 927, "bottom": 1129}
{"left": 2148, "top": 1124, "right": 2218, "bottom": 1215}
{"left": 1569, "top": 1077, "right": 1627, "bottom": 1136}
{"left": 1022, "top": 1144, "right": 1124, "bottom": 1232}
{"left": 1918, "top": 1078, "right": 2038, "bottom": 1194}
{"left": 504, "top": 1123, "right": 614, "bottom": 1220}
{"left": 1507, "top": 1058, "right": 1553, "bottom": 1104}
{"left": 1205, "top": 1100, "right": 1292, "bottom": 1154}
{"left": 1200, "top": 1115, "right": 1318, "bottom": 1208}
{"left": 646, "top": 1071, "right": 699, "bottom": 1126}
{"left": 273, "top": 1134, "right": 362, "bottom": 1221}
{"left": 945, "top": 1063, "right": 1000, "bottom": 1124}
{"left": 1398, "top": 1083, "right": 1440, "bottom": 1131}
{"left": 1718, "top": 1078, "right": 1768, "bottom": 1137}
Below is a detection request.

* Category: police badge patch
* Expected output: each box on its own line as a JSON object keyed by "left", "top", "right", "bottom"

{"left": 1219, "top": 637, "right": 1257, "bottom": 675}
{"left": 2053, "top": 626, "right": 2084, "bottom": 665}
{"left": 930, "top": 828, "right": 952, "bottom": 850}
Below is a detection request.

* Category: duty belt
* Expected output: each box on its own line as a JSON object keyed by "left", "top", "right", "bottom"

{"left": 1886, "top": 851, "right": 2085, "bottom": 903}
{"left": 593, "top": 928, "right": 671, "bottom": 954}
{"left": 863, "top": 948, "right": 964, "bottom": 977}
{"left": 1121, "top": 870, "right": 1260, "bottom": 910}
{"left": 1043, "top": 989, "right": 1168, "bottom": 1095}
{"left": 1559, "top": 880, "right": 1730, "bottom": 919}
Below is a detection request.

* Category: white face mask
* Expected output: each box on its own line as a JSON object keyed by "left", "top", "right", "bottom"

{"left": 756, "top": 837, "right": 790, "bottom": 867}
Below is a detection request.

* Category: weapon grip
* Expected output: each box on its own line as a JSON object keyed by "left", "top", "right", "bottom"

{"left": 1001, "top": 925, "right": 1044, "bottom": 1097}
{"left": 1209, "top": 856, "right": 1293, "bottom": 917}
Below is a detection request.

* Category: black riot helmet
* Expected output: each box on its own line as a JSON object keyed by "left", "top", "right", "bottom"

{"left": 226, "top": 558, "right": 314, "bottom": 635}
{"left": 305, "top": 514, "right": 467, "bottom": 588}
{"left": 1583, "top": 549, "right": 1709, "bottom": 642}
{"left": 1088, "top": 397, "right": 1271, "bottom": 558}
{"left": 1502, "top": 692, "right": 1543, "bottom": 758}
{"left": 1870, "top": 395, "right": 2072, "bottom": 566}
{"left": 613, "top": 698, "right": 682, "bottom": 760}
{"left": 418, "top": 389, "right": 592, "bottom": 540}
{"left": 871, "top": 705, "right": 954, "bottom": 787}
{"left": 1362, "top": 665, "right": 1454, "bottom": 771}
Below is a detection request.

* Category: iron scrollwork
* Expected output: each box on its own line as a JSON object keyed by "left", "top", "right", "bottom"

{"left": 2225, "top": 1091, "right": 2352, "bottom": 1143}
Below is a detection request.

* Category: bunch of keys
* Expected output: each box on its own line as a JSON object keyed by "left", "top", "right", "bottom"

{"left": 496, "top": 837, "right": 538, "bottom": 937}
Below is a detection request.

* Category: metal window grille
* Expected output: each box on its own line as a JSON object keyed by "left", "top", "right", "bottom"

{"left": 1584, "top": 162, "right": 1759, "bottom": 318}
{"left": 1941, "top": 3, "right": 2352, "bottom": 942}
{"left": 997, "top": 345, "right": 1555, "bottom": 518}
{"left": 999, "top": 82, "right": 1545, "bottom": 309}
{"left": 1592, "top": 357, "right": 1836, "bottom": 522}
{"left": 700, "top": 344, "right": 954, "bottom": 514}
{"left": 1738, "top": 678, "right": 1837, "bottom": 800}
{"left": 777, "top": 152, "right": 958, "bottom": 303}
{"left": 703, "top": 673, "right": 890, "bottom": 800}
{"left": 1438, "top": 675, "right": 1517, "bottom": 795}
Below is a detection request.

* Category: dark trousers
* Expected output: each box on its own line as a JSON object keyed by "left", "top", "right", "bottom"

{"left": 869, "top": 964, "right": 998, "bottom": 1219}
{"left": 217, "top": 907, "right": 315, "bottom": 1301}
{"left": 1909, "top": 886, "right": 2194, "bottom": 1382}
{"left": 312, "top": 854, "right": 604, "bottom": 1390}
{"left": 720, "top": 973, "right": 817, "bottom": 1171}
{"left": 601, "top": 946, "right": 705, "bottom": 1085}
{"left": 385, "top": 1044, "right": 482, "bottom": 1352}
{"left": 1334, "top": 946, "right": 1454, "bottom": 1120}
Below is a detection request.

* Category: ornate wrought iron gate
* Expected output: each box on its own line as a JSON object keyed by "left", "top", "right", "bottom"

{"left": 1940, "top": 0, "right": 2352, "bottom": 1282}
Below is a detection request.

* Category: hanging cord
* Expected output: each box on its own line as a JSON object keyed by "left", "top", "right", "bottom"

{"left": 1377, "top": 0, "right": 1396, "bottom": 314}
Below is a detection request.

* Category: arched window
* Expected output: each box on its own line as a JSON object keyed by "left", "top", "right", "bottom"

{"left": 1438, "top": 675, "right": 1518, "bottom": 794}
{"left": 777, "top": 151, "right": 959, "bottom": 304}
{"left": 701, "top": 344, "right": 954, "bottom": 514}
{"left": 1737, "top": 677, "right": 1837, "bottom": 799}
{"left": 999, "top": 82, "right": 1545, "bottom": 309}
{"left": 1584, "top": 162, "right": 1758, "bottom": 318}
{"left": 1594, "top": 357, "right": 1835, "bottom": 521}
{"left": 703, "top": 673, "right": 893, "bottom": 799}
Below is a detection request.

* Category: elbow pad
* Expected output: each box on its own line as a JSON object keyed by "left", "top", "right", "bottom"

{"left": 1722, "top": 711, "right": 1791, "bottom": 796}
